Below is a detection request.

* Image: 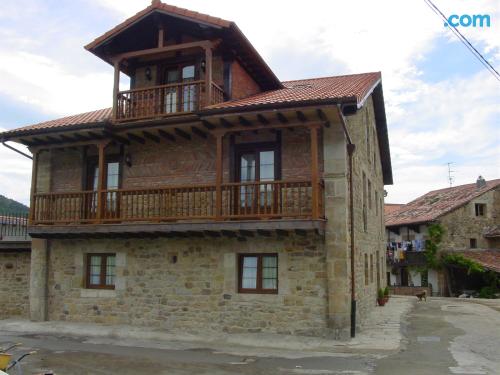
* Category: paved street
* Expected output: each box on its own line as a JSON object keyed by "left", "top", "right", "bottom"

{"left": 1, "top": 297, "right": 499, "bottom": 375}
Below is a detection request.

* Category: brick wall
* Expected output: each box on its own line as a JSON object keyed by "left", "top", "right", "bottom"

{"left": 47, "top": 236, "right": 329, "bottom": 336}
{"left": 0, "top": 251, "right": 30, "bottom": 318}
{"left": 231, "top": 60, "right": 261, "bottom": 100}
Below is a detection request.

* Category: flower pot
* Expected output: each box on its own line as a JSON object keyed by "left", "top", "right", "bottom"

{"left": 377, "top": 298, "right": 386, "bottom": 306}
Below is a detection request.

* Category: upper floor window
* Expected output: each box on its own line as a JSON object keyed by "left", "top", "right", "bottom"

{"left": 86, "top": 253, "right": 116, "bottom": 289}
{"left": 238, "top": 254, "right": 278, "bottom": 294}
{"left": 164, "top": 64, "right": 197, "bottom": 113}
{"left": 475, "top": 203, "right": 486, "bottom": 217}
{"left": 364, "top": 253, "right": 369, "bottom": 286}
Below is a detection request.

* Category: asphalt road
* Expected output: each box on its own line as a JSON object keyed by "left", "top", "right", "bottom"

{"left": 1, "top": 297, "right": 499, "bottom": 375}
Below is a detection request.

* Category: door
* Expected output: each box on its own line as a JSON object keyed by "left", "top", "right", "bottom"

{"left": 163, "top": 64, "right": 196, "bottom": 113}
{"left": 86, "top": 159, "right": 121, "bottom": 219}
{"left": 236, "top": 146, "right": 278, "bottom": 216}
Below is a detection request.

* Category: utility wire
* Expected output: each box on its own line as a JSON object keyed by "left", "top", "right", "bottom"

{"left": 423, "top": 0, "right": 500, "bottom": 82}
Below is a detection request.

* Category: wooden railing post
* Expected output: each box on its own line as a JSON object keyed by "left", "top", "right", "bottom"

{"left": 29, "top": 149, "right": 39, "bottom": 224}
{"left": 310, "top": 124, "right": 320, "bottom": 219}
{"left": 96, "top": 142, "right": 108, "bottom": 223}
{"left": 112, "top": 60, "right": 120, "bottom": 120}
{"left": 215, "top": 131, "right": 224, "bottom": 219}
{"left": 204, "top": 46, "right": 213, "bottom": 107}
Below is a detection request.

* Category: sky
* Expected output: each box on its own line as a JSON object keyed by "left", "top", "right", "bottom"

{"left": 0, "top": 0, "right": 499, "bottom": 205}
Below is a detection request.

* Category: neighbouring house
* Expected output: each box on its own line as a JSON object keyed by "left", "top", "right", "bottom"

{"left": 0, "top": 1, "right": 392, "bottom": 338}
{"left": 385, "top": 177, "right": 500, "bottom": 296}
{"left": 0, "top": 213, "right": 31, "bottom": 319}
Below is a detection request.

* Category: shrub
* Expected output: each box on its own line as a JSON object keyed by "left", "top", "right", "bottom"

{"left": 479, "top": 286, "right": 498, "bottom": 299}
{"left": 378, "top": 288, "right": 385, "bottom": 299}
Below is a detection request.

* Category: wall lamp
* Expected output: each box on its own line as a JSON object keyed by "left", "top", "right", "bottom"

{"left": 145, "top": 67, "right": 152, "bottom": 81}
{"left": 125, "top": 153, "right": 132, "bottom": 167}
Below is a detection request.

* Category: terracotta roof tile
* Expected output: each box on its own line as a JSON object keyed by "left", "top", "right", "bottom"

{"left": 1, "top": 108, "right": 112, "bottom": 137}
{"left": 384, "top": 204, "right": 404, "bottom": 216}
{"left": 208, "top": 72, "right": 381, "bottom": 110}
{"left": 455, "top": 250, "right": 500, "bottom": 273}
{"left": 0, "top": 72, "right": 382, "bottom": 138}
{"left": 385, "top": 179, "right": 500, "bottom": 227}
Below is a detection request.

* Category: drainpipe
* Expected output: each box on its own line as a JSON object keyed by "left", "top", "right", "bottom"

{"left": 337, "top": 105, "right": 356, "bottom": 338}
{"left": 2, "top": 140, "right": 33, "bottom": 160}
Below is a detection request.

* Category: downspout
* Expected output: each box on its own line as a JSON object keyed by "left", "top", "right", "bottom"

{"left": 337, "top": 104, "right": 356, "bottom": 338}
{"left": 2, "top": 140, "right": 33, "bottom": 160}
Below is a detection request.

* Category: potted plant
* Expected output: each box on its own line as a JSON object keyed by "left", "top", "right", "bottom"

{"left": 384, "top": 286, "right": 390, "bottom": 303}
{"left": 377, "top": 288, "right": 386, "bottom": 306}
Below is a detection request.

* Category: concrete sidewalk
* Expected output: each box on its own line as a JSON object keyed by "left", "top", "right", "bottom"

{"left": 0, "top": 296, "right": 414, "bottom": 355}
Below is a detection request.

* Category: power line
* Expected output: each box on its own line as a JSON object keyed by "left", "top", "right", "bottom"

{"left": 423, "top": 0, "right": 500, "bottom": 82}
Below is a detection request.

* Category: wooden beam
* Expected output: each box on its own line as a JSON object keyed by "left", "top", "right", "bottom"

{"left": 158, "top": 129, "right": 176, "bottom": 142}
{"left": 276, "top": 112, "right": 288, "bottom": 124}
{"left": 205, "top": 46, "right": 213, "bottom": 106}
{"left": 175, "top": 128, "right": 191, "bottom": 140}
{"left": 73, "top": 133, "right": 90, "bottom": 141}
{"left": 115, "top": 40, "right": 212, "bottom": 61}
{"left": 220, "top": 118, "right": 234, "bottom": 128}
{"left": 310, "top": 125, "right": 320, "bottom": 220}
{"left": 215, "top": 132, "right": 223, "bottom": 220}
{"left": 202, "top": 120, "right": 216, "bottom": 130}
{"left": 191, "top": 126, "right": 207, "bottom": 139}
{"left": 58, "top": 134, "right": 78, "bottom": 143}
{"left": 296, "top": 111, "right": 307, "bottom": 122}
{"left": 45, "top": 135, "right": 61, "bottom": 144}
{"left": 127, "top": 133, "right": 146, "bottom": 144}
{"left": 257, "top": 114, "right": 270, "bottom": 125}
{"left": 238, "top": 116, "right": 252, "bottom": 127}
{"left": 96, "top": 142, "right": 107, "bottom": 222}
{"left": 239, "top": 230, "right": 254, "bottom": 237}
{"left": 87, "top": 131, "right": 104, "bottom": 139}
{"left": 221, "top": 230, "right": 236, "bottom": 238}
{"left": 112, "top": 60, "right": 120, "bottom": 120}
{"left": 103, "top": 130, "right": 130, "bottom": 145}
{"left": 28, "top": 150, "right": 39, "bottom": 224}
{"left": 204, "top": 230, "right": 221, "bottom": 237}
{"left": 143, "top": 131, "right": 160, "bottom": 143}
{"left": 276, "top": 229, "right": 289, "bottom": 237}
{"left": 158, "top": 25, "right": 165, "bottom": 48}
{"left": 257, "top": 229, "right": 271, "bottom": 237}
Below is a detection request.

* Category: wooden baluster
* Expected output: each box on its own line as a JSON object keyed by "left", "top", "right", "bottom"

{"left": 310, "top": 125, "right": 320, "bottom": 219}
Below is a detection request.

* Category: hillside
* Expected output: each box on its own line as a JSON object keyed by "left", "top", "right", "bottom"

{"left": 0, "top": 195, "right": 29, "bottom": 214}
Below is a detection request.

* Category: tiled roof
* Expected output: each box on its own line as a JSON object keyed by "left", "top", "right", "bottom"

{"left": 456, "top": 250, "right": 500, "bottom": 273}
{"left": 208, "top": 72, "right": 381, "bottom": 110}
{"left": 0, "top": 72, "right": 382, "bottom": 138}
{"left": 85, "top": 1, "right": 231, "bottom": 51}
{"left": 385, "top": 179, "right": 500, "bottom": 227}
{"left": 483, "top": 226, "right": 500, "bottom": 238}
{"left": 0, "top": 108, "right": 112, "bottom": 137}
{"left": 385, "top": 204, "right": 403, "bottom": 216}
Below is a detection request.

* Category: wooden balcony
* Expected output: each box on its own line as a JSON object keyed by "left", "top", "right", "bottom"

{"left": 115, "top": 81, "right": 224, "bottom": 122}
{"left": 31, "top": 180, "right": 324, "bottom": 225}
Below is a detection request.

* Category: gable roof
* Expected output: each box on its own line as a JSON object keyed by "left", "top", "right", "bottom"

{"left": 0, "top": 72, "right": 381, "bottom": 138}
{"left": 385, "top": 203, "right": 403, "bottom": 216}
{"left": 386, "top": 179, "right": 500, "bottom": 227}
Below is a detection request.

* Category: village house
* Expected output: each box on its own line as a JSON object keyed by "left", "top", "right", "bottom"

{"left": 0, "top": 1, "right": 392, "bottom": 338}
{"left": 385, "top": 177, "right": 500, "bottom": 296}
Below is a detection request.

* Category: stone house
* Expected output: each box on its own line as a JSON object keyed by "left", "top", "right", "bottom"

{"left": 385, "top": 177, "right": 500, "bottom": 296}
{"left": 0, "top": 1, "right": 392, "bottom": 338}
{"left": 0, "top": 213, "right": 31, "bottom": 319}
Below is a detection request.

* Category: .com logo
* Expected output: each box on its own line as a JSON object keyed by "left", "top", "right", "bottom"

{"left": 444, "top": 14, "right": 491, "bottom": 27}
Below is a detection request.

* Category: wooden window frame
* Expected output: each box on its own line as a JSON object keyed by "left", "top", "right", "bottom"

{"left": 238, "top": 253, "right": 278, "bottom": 294}
{"left": 86, "top": 253, "right": 116, "bottom": 290}
{"left": 475, "top": 203, "right": 486, "bottom": 217}
{"left": 469, "top": 238, "right": 477, "bottom": 249}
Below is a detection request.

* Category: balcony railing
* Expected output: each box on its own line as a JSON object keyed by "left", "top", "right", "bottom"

{"left": 0, "top": 212, "right": 29, "bottom": 240}
{"left": 31, "top": 180, "right": 323, "bottom": 225}
{"left": 116, "top": 81, "right": 225, "bottom": 122}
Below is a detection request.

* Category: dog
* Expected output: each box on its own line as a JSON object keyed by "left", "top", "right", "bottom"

{"left": 415, "top": 290, "right": 427, "bottom": 301}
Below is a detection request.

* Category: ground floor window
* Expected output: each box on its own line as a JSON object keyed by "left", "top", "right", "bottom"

{"left": 86, "top": 253, "right": 116, "bottom": 289}
{"left": 238, "top": 254, "right": 278, "bottom": 294}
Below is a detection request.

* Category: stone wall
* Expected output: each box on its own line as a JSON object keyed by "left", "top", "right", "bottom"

{"left": 0, "top": 251, "right": 30, "bottom": 318}
{"left": 46, "top": 235, "right": 329, "bottom": 336}
{"left": 346, "top": 96, "right": 387, "bottom": 327}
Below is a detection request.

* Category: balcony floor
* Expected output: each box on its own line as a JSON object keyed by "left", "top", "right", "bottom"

{"left": 28, "top": 219, "right": 326, "bottom": 239}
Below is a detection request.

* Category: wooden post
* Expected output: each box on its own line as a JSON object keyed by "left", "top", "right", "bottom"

{"left": 204, "top": 47, "right": 213, "bottom": 107}
{"left": 96, "top": 142, "right": 108, "bottom": 222}
{"left": 112, "top": 60, "right": 120, "bottom": 121}
{"left": 29, "top": 150, "right": 39, "bottom": 224}
{"left": 158, "top": 25, "right": 165, "bottom": 48}
{"left": 215, "top": 131, "right": 224, "bottom": 219}
{"left": 310, "top": 125, "right": 320, "bottom": 219}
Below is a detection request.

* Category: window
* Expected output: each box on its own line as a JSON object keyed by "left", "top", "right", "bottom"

{"left": 364, "top": 254, "right": 369, "bottom": 286}
{"left": 375, "top": 191, "right": 379, "bottom": 216}
{"left": 86, "top": 254, "right": 116, "bottom": 289}
{"left": 362, "top": 172, "right": 367, "bottom": 232}
{"left": 470, "top": 238, "right": 477, "bottom": 249}
{"left": 368, "top": 179, "right": 372, "bottom": 210}
{"left": 370, "top": 254, "right": 374, "bottom": 284}
{"left": 475, "top": 203, "right": 486, "bottom": 217}
{"left": 238, "top": 254, "right": 278, "bottom": 294}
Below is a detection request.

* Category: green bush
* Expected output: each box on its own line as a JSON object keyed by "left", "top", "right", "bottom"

{"left": 479, "top": 286, "right": 498, "bottom": 299}
{"left": 378, "top": 288, "right": 385, "bottom": 299}
{"left": 384, "top": 286, "right": 389, "bottom": 296}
